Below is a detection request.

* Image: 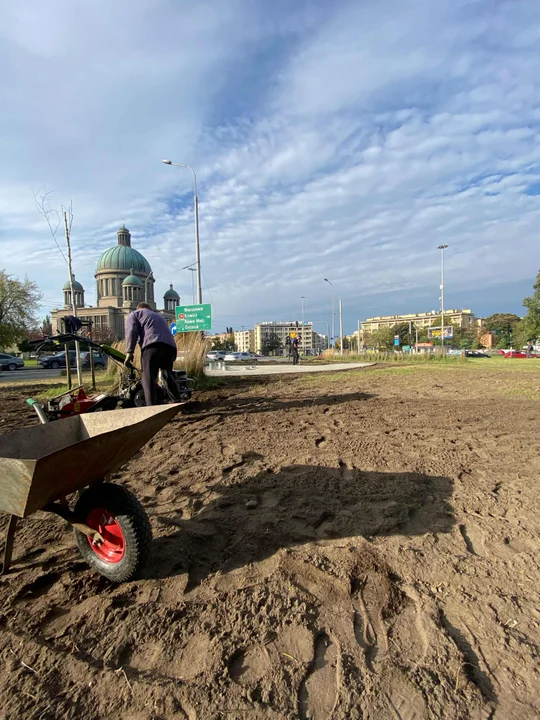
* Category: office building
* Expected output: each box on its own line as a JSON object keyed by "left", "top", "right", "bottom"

{"left": 359, "top": 309, "right": 479, "bottom": 342}
{"left": 254, "top": 321, "right": 327, "bottom": 355}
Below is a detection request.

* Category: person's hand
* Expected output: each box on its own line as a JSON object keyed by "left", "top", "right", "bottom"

{"left": 124, "top": 352, "right": 134, "bottom": 367}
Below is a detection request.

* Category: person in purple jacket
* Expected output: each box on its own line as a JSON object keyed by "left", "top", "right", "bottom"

{"left": 124, "top": 303, "right": 180, "bottom": 406}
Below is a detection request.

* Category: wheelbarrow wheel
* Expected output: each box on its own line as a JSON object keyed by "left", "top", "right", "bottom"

{"left": 73, "top": 483, "right": 152, "bottom": 582}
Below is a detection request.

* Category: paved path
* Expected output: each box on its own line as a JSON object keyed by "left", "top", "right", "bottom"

{"left": 0, "top": 368, "right": 61, "bottom": 383}
{"left": 206, "top": 362, "right": 374, "bottom": 377}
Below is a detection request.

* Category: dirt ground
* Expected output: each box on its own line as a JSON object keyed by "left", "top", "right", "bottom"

{"left": 0, "top": 363, "right": 539, "bottom": 720}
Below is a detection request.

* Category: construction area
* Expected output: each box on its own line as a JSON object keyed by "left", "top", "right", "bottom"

{"left": 0, "top": 360, "right": 538, "bottom": 719}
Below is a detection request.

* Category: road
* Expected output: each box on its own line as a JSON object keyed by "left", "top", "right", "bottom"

{"left": 0, "top": 367, "right": 61, "bottom": 383}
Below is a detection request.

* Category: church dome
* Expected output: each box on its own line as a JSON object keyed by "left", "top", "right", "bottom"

{"left": 97, "top": 246, "right": 151, "bottom": 274}
{"left": 123, "top": 273, "right": 144, "bottom": 286}
{"left": 164, "top": 284, "right": 180, "bottom": 299}
{"left": 96, "top": 225, "right": 152, "bottom": 274}
{"left": 63, "top": 278, "right": 84, "bottom": 291}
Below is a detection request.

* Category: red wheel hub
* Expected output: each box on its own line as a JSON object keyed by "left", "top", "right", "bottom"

{"left": 85, "top": 508, "right": 125, "bottom": 563}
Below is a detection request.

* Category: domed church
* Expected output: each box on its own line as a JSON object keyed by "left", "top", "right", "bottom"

{"left": 52, "top": 225, "right": 180, "bottom": 341}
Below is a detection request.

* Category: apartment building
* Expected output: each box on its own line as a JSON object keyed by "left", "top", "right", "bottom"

{"left": 360, "top": 309, "right": 479, "bottom": 341}
{"left": 254, "top": 321, "right": 327, "bottom": 354}
{"left": 234, "top": 329, "right": 255, "bottom": 352}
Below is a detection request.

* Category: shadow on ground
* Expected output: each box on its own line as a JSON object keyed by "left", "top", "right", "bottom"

{"left": 183, "top": 391, "right": 376, "bottom": 418}
{"left": 147, "top": 464, "right": 454, "bottom": 585}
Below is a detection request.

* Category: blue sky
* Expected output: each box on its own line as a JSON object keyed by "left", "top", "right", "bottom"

{"left": 1, "top": 0, "right": 540, "bottom": 334}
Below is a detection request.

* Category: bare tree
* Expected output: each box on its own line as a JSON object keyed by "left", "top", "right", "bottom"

{"left": 34, "top": 190, "right": 82, "bottom": 385}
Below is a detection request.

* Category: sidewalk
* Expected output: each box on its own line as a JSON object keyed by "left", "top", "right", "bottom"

{"left": 206, "top": 362, "right": 374, "bottom": 377}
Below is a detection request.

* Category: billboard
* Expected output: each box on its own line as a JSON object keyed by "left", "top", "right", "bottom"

{"left": 427, "top": 326, "right": 454, "bottom": 339}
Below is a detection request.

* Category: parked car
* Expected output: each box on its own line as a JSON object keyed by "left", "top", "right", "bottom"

{"left": 464, "top": 350, "right": 490, "bottom": 358}
{"left": 81, "top": 351, "right": 107, "bottom": 369}
{"left": 207, "top": 351, "right": 226, "bottom": 361}
{"left": 39, "top": 351, "right": 75, "bottom": 369}
{"left": 504, "top": 350, "right": 540, "bottom": 359}
{"left": 0, "top": 353, "right": 24, "bottom": 371}
{"left": 39, "top": 350, "right": 107, "bottom": 369}
{"left": 224, "top": 352, "right": 258, "bottom": 362}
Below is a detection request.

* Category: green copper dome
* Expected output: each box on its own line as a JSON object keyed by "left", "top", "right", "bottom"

{"left": 164, "top": 284, "right": 180, "bottom": 299}
{"left": 63, "top": 278, "right": 84, "bottom": 291}
{"left": 97, "top": 246, "right": 151, "bottom": 274}
{"left": 123, "top": 273, "right": 143, "bottom": 286}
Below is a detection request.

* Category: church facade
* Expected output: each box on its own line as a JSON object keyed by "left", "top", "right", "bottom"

{"left": 51, "top": 225, "right": 180, "bottom": 341}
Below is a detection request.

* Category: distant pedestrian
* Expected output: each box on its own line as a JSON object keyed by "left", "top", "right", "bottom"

{"left": 527, "top": 343, "right": 534, "bottom": 357}
{"left": 291, "top": 336, "right": 300, "bottom": 365}
{"left": 124, "top": 302, "right": 180, "bottom": 406}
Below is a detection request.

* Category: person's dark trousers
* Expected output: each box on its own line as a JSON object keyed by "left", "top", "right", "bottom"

{"left": 141, "top": 342, "right": 179, "bottom": 406}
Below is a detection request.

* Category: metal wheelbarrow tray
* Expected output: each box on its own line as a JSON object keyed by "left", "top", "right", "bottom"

{"left": 0, "top": 404, "right": 182, "bottom": 582}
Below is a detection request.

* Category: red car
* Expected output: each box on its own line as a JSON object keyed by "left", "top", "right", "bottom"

{"left": 504, "top": 351, "right": 540, "bottom": 359}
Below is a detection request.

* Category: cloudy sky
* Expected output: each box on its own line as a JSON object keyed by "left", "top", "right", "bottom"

{"left": 1, "top": 0, "right": 540, "bottom": 335}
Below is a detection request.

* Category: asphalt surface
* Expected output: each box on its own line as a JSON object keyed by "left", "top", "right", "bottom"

{"left": 0, "top": 367, "right": 61, "bottom": 383}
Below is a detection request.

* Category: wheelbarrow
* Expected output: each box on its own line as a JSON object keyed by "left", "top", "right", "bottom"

{"left": 0, "top": 404, "right": 182, "bottom": 582}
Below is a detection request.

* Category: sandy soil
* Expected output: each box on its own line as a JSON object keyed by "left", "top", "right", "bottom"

{"left": 0, "top": 364, "right": 539, "bottom": 719}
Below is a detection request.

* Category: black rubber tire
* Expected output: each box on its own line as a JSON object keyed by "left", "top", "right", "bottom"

{"left": 73, "top": 483, "right": 152, "bottom": 582}
{"left": 8, "top": 363, "right": 17, "bottom": 371}
{"left": 133, "top": 388, "right": 146, "bottom": 407}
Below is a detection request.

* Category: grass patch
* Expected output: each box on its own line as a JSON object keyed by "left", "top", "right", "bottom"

{"left": 298, "top": 356, "right": 540, "bottom": 389}
{"left": 321, "top": 350, "right": 468, "bottom": 364}
{"left": 37, "top": 378, "right": 116, "bottom": 401}
{"left": 193, "top": 375, "right": 225, "bottom": 391}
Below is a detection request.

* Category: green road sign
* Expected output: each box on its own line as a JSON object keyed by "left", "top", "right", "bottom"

{"left": 175, "top": 304, "right": 212, "bottom": 332}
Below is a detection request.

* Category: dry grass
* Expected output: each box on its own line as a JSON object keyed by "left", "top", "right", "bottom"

{"left": 174, "top": 332, "right": 207, "bottom": 380}
{"left": 321, "top": 349, "right": 466, "bottom": 363}
{"left": 106, "top": 333, "right": 208, "bottom": 382}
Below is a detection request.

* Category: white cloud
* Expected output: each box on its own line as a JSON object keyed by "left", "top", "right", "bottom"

{"left": 1, "top": 0, "right": 540, "bottom": 331}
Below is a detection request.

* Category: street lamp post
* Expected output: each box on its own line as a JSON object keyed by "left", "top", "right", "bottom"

{"left": 162, "top": 160, "right": 202, "bottom": 304}
{"left": 301, "top": 296, "right": 306, "bottom": 355}
{"left": 324, "top": 278, "right": 335, "bottom": 349}
{"left": 144, "top": 271, "right": 154, "bottom": 304}
{"left": 183, "top": 264, "right": 196, "bottom": 304}
{"left": 437, "top": 244, "right": 448, "bottom": 350}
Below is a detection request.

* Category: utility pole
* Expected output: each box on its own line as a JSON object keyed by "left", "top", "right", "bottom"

{"left": 339, "top": 299, "right": 344, "bottom": 356}
{"left": 63, "top": 211, "right": 83, "bottom": 387}
{"left": 438, "top": 244, "right": 448, "bottom": 351}
{"left": 324, "top": 278, "right": 335, "bottom": 349}
{"left": 358, "top": 320, "right": 361, "bottom": 354}
{"left": 301, "top": 296, "right": 306, "bottom": 355}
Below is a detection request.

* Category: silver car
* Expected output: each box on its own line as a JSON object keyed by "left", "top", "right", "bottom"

{"left": 0, "top": 353, "right": 25, "bottom": 371}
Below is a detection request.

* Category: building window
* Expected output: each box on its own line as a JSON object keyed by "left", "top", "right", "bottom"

{"left": 111, "top": 278, "right": 116, "bottom": 296}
